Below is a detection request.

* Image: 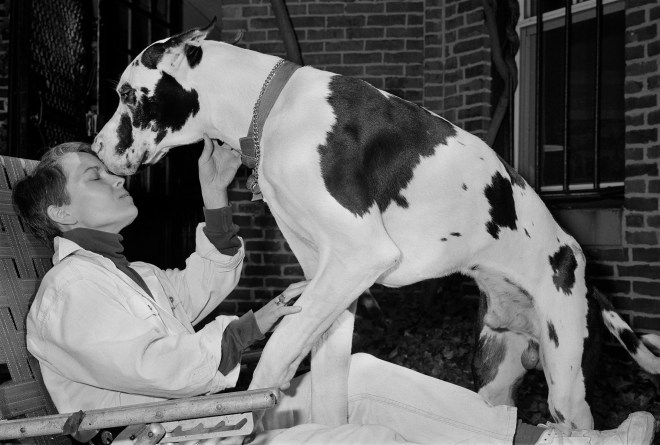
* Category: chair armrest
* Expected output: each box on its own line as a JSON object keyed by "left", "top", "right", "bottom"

{"left": 0, "top": 388, "right": 280, "bottom": 441}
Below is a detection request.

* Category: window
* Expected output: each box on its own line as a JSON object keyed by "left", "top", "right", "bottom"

{"left": 515, "top": 0, "right": 624, "bottom": 198}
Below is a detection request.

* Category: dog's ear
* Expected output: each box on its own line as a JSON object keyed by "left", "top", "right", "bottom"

{"left": 173, "top": 17, "right": 216, "bottom": 48}
{"left": 141, "top": 18, "right": 217, "bottom": 71}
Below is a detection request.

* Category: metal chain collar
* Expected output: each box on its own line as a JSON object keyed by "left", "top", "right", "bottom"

{"left": 248, "top": 58, "right": 285, "bottom": 192}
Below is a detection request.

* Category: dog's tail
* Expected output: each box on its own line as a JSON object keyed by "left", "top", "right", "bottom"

{"left": 592, "top": 287, "right": 660, "bottom": 374}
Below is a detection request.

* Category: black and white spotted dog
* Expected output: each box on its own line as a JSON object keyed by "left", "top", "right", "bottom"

{"left": 92, "top": 23, "right": 660, "bottom": 430}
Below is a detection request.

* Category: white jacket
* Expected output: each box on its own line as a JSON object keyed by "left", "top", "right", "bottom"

{"left": 26, "top": 223, "right": 244, "bottom": 415}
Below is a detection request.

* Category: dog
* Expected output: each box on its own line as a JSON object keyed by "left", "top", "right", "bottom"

{"left": 92, "top": 22, "right": 660, "bottom": 430}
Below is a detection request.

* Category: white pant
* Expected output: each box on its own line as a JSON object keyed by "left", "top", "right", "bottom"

{"left": 253, "top": 353, "right": 518, "bottom": 445}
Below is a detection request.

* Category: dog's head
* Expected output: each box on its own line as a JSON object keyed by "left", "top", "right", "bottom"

{"left": 92, "top": 20, "right": 216, "bottom": 175}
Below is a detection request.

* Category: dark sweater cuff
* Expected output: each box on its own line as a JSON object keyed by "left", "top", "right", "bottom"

{"left": 218, "top": 311, "right": 265, "bottom": 375}
{"left": 203, "top": 207, "right": 241, "bottom": 256}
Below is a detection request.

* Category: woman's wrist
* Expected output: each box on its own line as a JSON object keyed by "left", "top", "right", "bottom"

{"left": 202, "top": 188, "right": 229, "bottom": 209}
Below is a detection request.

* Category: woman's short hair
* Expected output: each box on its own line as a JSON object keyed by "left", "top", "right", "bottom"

{"left": 12, "top": 142, "right": 95, "bottom": 245}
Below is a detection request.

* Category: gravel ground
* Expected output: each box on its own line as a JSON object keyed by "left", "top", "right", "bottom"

{"left": 352, "top": 283, "right": 660, "bottom": 440}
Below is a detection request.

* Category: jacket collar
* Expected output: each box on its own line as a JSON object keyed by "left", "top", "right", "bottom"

{"left": 53, "top": 236, "right": 88, "bottom": 265}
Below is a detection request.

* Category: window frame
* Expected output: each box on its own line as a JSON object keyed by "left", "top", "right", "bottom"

{"left": 513, "top": 0, "right": 625, "bottom": 201}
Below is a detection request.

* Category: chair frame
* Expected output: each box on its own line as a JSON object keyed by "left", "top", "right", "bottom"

{"left": 0, "top": 155, "right": 273, "bottom": 444}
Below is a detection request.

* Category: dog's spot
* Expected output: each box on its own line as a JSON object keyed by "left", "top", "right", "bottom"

{"left": 473, "top": 332, "right": 507, "bottom": 389}
{"left": 318, "top": 75, "right": 457, "bottom": 216}
{"left": 116, "top": 113, "right": 134, "bottom": 155}
{"left": 484, "top": 171, "right": 518, "bottom": 239}
{"left": 619, "top": 327, "right": 640, "bottom": 355}
{"left": 185, "top": 44, "right": 203, "bottom": 67}
{"left": 549, "top": 245, "right": 577, "bottom": 295}
{"left": 462, "top": 183, "right": 468, "bottom": 191}
{"left": 553, "top": 409, "right": 566, "bottom": 424}
{"left": 131, "top": 72, "right": 199, "bottom": 141}
{"left": 524, "top": 228, "right": 530, "bottom": 238}
{"left": 140, "top": 87, "right": 149, "bottom": 95}
{"left": 450, "top": 232, "right": 461, "bottom": 237}
{"left": 440, "top": 237, "right": 448, "bottom": 242}
{"left": 547, "top": 321, "right": 559, "bottom": 347}
{"left": 470, "top": 265, "right": 479, "bottom": 271}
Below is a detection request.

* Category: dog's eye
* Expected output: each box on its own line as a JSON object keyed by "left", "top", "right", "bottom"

{"left": 119, "top": 86, "right": 136, "bottom": 106}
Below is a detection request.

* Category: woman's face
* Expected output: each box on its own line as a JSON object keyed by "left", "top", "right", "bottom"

{"left": 58, "top": 152, "right": 138, "bottom": 233}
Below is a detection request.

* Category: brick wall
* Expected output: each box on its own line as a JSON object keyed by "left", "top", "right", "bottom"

{"left": 216, "top": 0, "right": 491, "bottom": 312}
{"left": 0, "top": 0, "right": 9, "bottom": 156}
{"left": 614, "top": 0, "right": 659, "bottom": 332}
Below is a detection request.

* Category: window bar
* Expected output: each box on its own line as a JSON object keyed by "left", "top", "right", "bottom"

{"left": 534, "top": 0, "right": 543, "bottom": 191}
{"left": 593, "top": 0, "right": 603, "bottom": 190}
{"left": 562, "top": 0, "right": 572, "bottom": 193}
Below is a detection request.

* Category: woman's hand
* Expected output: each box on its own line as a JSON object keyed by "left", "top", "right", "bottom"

{"left": 254, "top": 281, "right": 308, "bottom": 334}
{"left": 198, "top": 134, "right": 242, "bottom": 209}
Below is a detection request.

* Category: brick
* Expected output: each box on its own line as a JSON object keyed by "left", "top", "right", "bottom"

{"left": 625, "top": 60, "right": 658, "bottom": 77}
{"left": 365, "top": 40, "right": 405, "bottom": 51}
{"left": 263, "top": 253, "right": 297, "bottom": 264}
{"left": 344, "top": 52, "right": 381, "bottom": 64}
{"left": 631, "top": 297, "right": 660, "bottom": 314}
{"left": 591, "top": 279, "right": 631, "bottom": 295}
{"left": 625, "top": 178, "right": 646, "bottom": 193}
{"left": 346, "top": 3, "right": 385, "bottom": 14}
{"left": 649, "top": 215, "right": 660, "bottom": 228}
{"left": 625, "top": 146, "right": 644, "bottom": 161}
{"left": 626, "top": 44, "right": 646, "bottom": 60}
{"left": 283, "top": 265, "right": 304, "bottom": 276}
{"left": 618, "top": 264, "right": 660, "bottom": 279}
{"left": 304, "top": 53, "right": 340, "bottom": 65}
{"left": 650, "top": 39, "right": 660, "bottom": 57}
{"left": 626, "top": 213, "right": 645, "bottom": 227}
{"left": 307, "top": 3, "right": 344, "bottom": 15}
{"left": 626, "top": 10, "right": 646, "bottom": 27}
{"left": 446, "top": 16, "right": 465, "bottom": 32}
{"left": 458, "top": 0, "right": 480, "bottom": 14}
{"left": 649, "top": 74, "right": 660, "bottom": 90}
{"left": 386, "top": 2, "right": 424, "bottom": 13}
{"left": 366, "top": 14, "right": 406, "bottom": 27}
{"left": 624, "top": 80, "right": 644, "bottom": 95}
{"left": 365, "top": 65, "right": 404, "bottom": 76}
{"left": 625, "top": 95, "right": 657, "bottom": 110}
{"left": 634, "top": 281, "right": 660, "bottom": 297}
{"left": 453, "top": 37, "right": 487, "bottom": 55}
{"left": 634, "top": 316, "right": 660, "bottom": 331}
{"left": 307, "top": 28, "right": 345, "bottom": 41}
{"left": 626, "top": 128, "right": 658, "bottom": 144}
{"left": 408, "top": 15, "right": 424, "bottom": 26}
{"left": 652, "top": 4, "right": 660, "bottom": 20}
{"left": 244, "top": 240, "right": 282, "bottom": 252}
{"left": 625, "top": 163, "right": 659, "bottom": 178}
{"left": 325, "top": 40, "right": 362, "bottom": 51}
{"left": 383, "top": 51, "right": 422, "bottom": 64}
{"left": 650, "top": 180, "right": 660, "bottom": 193}
{"left": 347, "top": 28, "right": 384, "bottom": 39}
{"left": 648, "top": 146, "right": 660, "bottom": 158}
{"left": 290, "top": 16, "right": 326, "bottom": 28}
{"left": 632, "top": 247, "right": 660, "bottom": 262}
{"left": 626, "top": 24, "right": 657, "bottom": 44}
{"left": 585, "top": 247, "right": 629, "bottom": 262}
{"left": 327, "top": 15, "right": 366, "bottom": 28}
{"left": 586, "top": 262, "right": 615, "bottom": 277}
{"left": 625, "top": 230, "right": 659, "bottom": 245}
{"left": 386, "top": 27, "right": 423, "bottom": 39}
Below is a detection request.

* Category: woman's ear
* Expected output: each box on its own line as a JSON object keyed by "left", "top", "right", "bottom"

{"left": 47, "top": 204, "right": 77, "bottom": 226}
